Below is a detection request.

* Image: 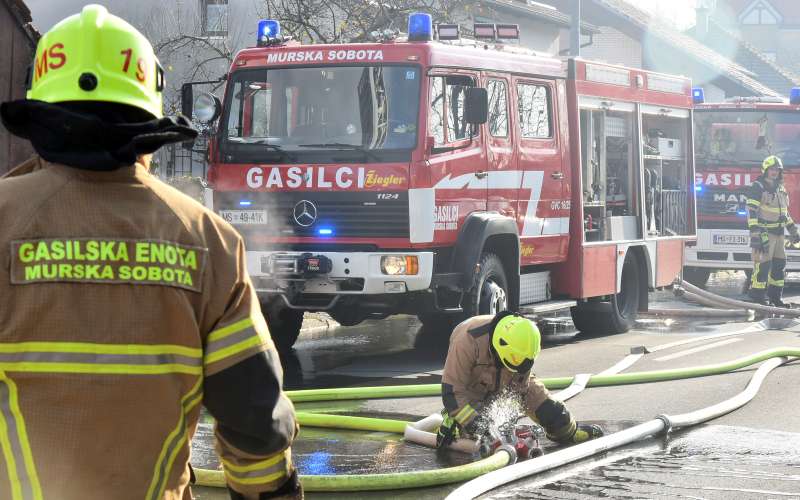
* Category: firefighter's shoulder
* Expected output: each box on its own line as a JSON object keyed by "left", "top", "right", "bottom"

{"left": 1, "top": 156, "right": 46, "bottom": 180}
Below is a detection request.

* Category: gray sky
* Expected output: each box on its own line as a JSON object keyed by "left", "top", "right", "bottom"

{"left": 26, "top": 0, "right": 700, "bottom": 33}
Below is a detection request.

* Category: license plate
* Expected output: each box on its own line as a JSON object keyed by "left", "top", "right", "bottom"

{"left": 712, "top": 234, "right": 748, "bottom": 246}
{"left": 219, "top": 210, "right": 268, "bottom": 225}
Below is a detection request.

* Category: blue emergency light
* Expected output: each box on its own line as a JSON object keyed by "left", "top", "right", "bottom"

{"left": 317, "top": 227, "right": 334, "bottom": 236}
{"left": 737, "top": 210, "right": 747, "bottom": 216}
{"left": 692, "top": 87, "right": 705, "bottom": 104}
{"left": 257, "top": 20, "right": 281, "bottom": 46}
{"left": 695, "top": 185, "right": 703, "bottom": 192}
{"left": 239, "top": 200, "right": 253, "bottom": 207}
{"left": 408, "top": 13, "right": 433, "bottom": 42}
{"left": 791, "top": 87, "right": 800, "bottom": 105}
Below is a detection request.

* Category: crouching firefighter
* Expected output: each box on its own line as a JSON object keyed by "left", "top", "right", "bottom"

{"left": 436, "top": 312, "right": 603, "bottom": 449}
{"left": 747, "top": 155, "right": 800, "bottom": 306}
{"left": 0, "top": 5, "right": 301, "bottom": 499}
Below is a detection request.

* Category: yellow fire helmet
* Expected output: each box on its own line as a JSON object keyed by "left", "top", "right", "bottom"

{"left": 491, "top": 314, "right": 541, "bottom": 373}
{"left": 762, "top": 155, "right": 783, "bottom": 173}
{"left": 27, "top": 4, "right": 164, "bottom": 119}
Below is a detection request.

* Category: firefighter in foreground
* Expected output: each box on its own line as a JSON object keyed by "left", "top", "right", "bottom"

{"left": 0, "top": 5, "right": 300, "bottom": 499}
{"left": 437, "top": 312, "right": 603, "bottom": 449}
{"left": 747, "top": 155, "right": 800, "bottom": 306}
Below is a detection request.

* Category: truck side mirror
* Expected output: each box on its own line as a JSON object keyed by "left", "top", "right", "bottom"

{"left": 465, "top": 87, "right": 488, "bottom": 125}
{"left": 181, "top": 83, "right": 193, "bottom": 119}
{"left": 194, "top": 92, "right": 222, "bottom": 124}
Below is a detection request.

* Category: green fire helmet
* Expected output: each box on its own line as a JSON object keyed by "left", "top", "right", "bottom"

{"left": 491, "top": 315, "right": 541, "bottom": 373}
{"left": 27, "top": 4, "right": 164, "bottom": 119}
{"left": 762, "top": 155, "right": 783, "bottom": 173}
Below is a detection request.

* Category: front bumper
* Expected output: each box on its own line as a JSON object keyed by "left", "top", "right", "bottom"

{"left": 247, "top": 250, "right": 434, "bottom": 295}
{"left": 685, "top": 229, "right": 800, "bottom": 270}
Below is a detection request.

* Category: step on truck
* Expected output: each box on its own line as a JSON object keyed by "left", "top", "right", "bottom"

{"left": 183, "top": 14, "right": 697, "bottom": 349}
{"left": 686, "top": 91, "right": 800, "bottom": 288}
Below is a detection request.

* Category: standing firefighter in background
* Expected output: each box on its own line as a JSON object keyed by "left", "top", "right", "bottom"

{"left": 747, "top": 155, "right": 800, "bottom": 307}
{"left": 0, "top": 5, "right": 301, "bottom": 499}
{"left": 437, "top": 312, "right": 603, "bottom": 449}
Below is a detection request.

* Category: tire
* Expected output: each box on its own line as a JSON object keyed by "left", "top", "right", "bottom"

{"left": 260, "top": 297, "right": 304, "bottom": 351}
{"left": 682, "top": 266, "right": 711, "bottom": 289}
{"left": 463, "top": 253, "right": 510, "bottom": 318}
{"left": 328, "top": 307, "right": 366, "bottom": 327}
{"left": 571, "top": 254, "right": 641, "bottom": 335}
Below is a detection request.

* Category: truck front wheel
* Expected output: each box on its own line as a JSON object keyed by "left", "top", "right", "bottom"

{"left": 682, "top": 266, "right": 711, "bottom": 289}
{"left": 260, "top": 297, "right": 304, "bottom": 351}
{"left": 464, "top": 253, "right": 509, "bottom": 318}
{"left": 571, "top": 255, "right": 641, "bottom": 335}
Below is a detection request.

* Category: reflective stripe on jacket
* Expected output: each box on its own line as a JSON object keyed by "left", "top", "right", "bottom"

{"left": 0, "top": 158, "right": 297, "bottom": 500}
{"left": 747, "top": 178, "right": 797, "bottom": 235}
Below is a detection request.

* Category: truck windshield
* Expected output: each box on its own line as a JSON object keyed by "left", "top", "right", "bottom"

{"left": 695, "top": 110, "right": 800, "bottom": 166}
{"left": 222, "top": 65, "right": 421, "bottom": 163}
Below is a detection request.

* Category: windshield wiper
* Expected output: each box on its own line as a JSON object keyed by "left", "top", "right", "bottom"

{"left": 297, "top": 142, "right": 380, "bottom": 160}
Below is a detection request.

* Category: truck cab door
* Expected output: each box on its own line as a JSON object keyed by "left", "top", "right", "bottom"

{"left": 512, "top": 77, "right": 568, "bottom": 264}
{"left": 485, "top": 76, "right": 518, "bottom": 222}
{"left": 427, "top": 73, "right": 487, "bottom": 243}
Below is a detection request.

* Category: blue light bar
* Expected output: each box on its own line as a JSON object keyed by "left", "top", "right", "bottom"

{"left": 318, "top": 227, "right": 333, "bottom": 236}
{"left": 692, "top": 87, "right": 705, "bottom": 104}
{"left": 239, "top": 200, "right": 253, "bottom": 207}
{"left": 737, "top": 210, "right": 747, "bottom": 215}
{"left": 791, "top": 87, "right": 800, "bottom": 105}
{"left": 408, "top": 13, "right": 433, "bottom": 42}
{"left": 257, "top": 20, "right": 280, "bottom": 45}
{"left": 695, "top": 185, "right": 702, "bottom": 192}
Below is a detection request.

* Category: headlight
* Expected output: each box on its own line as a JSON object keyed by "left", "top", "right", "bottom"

{"left": 380, "top": 255, "right": 419, "bottom": 275}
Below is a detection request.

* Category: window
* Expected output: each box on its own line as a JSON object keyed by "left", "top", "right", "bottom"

{"left": 430, "top": 77, "right": 445, "bottom": 145}
{"left": 487, "top": 79, "right": 508, "bottom": 137}
{"left": 740, "top": 1, "right": 780, "bottom": 25}
{"left": 429, "top": 75, "right": 476, "bottom": 145}
{"left": 517, "top": 83, "right": 551, "bottom": 139}
{"left": 202, "top": 0, "right": 229, "bottom": 37}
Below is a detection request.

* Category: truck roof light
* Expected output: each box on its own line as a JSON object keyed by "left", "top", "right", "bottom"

{"left": 257, "top": 20, "right": 282, "bottom": 47}
{"left": 791, "top": 87, "right": 800, "bottom": 105}
{"left": 408, "top": 13, "right": 433, "bottom": 42}
{"left": 474, "top": 23, "right": 496, "bottom": 40}
{"left": 437, "top": 23, "right": 460, "bottom": 40}
{"left": 692, "top": 87, "right": 705, "bottom": 104}
{"left": 496, "top": 24, "right": 519, "bottom": 40}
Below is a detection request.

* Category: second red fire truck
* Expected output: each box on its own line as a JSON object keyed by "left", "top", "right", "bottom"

{"left": 184, "top": 14, "right": 697, "bottom": 349}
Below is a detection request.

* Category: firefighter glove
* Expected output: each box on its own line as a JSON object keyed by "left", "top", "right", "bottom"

{"left": 436, "top": 409, "right": 461, "bottom": 448}
{"left": 758, "top": 231, "right": 770, "bottom": 252}
{"left": 569, "top": 423, "right": 605, "bottom": 444}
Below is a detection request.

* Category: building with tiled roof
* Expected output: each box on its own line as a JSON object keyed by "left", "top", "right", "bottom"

{"left": 0, "top": 0, "right": 39, "bottom": 173}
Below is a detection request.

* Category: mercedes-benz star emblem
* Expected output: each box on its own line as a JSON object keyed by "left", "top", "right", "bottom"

{"left": 293, "top": 200, "right": 317, "bottom": 227}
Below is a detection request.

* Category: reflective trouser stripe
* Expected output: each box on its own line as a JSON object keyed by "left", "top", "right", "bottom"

{"left": 0, "top": 343, "right": 202, "bottom": 375}
{"left": 0, "top": 374, "right": 41, "bottom": 500}
{"left": 752, "top": 260, "right": 767, "bottom": 289}
{"left": 146, "top": 378, "right": 203, "bottom": 500}
{"left": 222, "top": 450, "right": 290, "bottom": 487}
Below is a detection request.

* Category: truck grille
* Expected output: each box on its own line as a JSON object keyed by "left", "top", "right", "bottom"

{"left": 215, "top": 191, "right": 409, "bottom": 240}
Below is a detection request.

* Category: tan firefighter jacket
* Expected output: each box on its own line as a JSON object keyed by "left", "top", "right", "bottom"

{"left": 746, "top": 177, "right": 798, "bottom": 237}
{"left": 440, "top": 315, "right": 550, "bottom": 430}
{"left": 0, "top": 157, "right": 298, "bottom": 499}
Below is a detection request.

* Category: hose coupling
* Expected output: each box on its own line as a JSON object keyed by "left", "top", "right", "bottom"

{"left": 654, "top": 414, "right": 673, "bottom": 435}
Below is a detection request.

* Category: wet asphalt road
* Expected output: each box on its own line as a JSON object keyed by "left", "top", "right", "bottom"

{"left": 193, "top": 271, "right": 800, "bottom": 499}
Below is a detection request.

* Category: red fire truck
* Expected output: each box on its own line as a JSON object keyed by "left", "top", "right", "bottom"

{"left": 183, "top": 14, "right": 697, "bottom": 349}
{"left": 686, "top": 95, "right": 800, "bottom": 288}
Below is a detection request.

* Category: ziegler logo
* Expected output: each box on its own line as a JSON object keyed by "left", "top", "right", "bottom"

{"left": 246, "top": 166, "right": 407, "bottom": 190}
{"left": 364, "top": 171, "right": 404, "bottom": 188}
